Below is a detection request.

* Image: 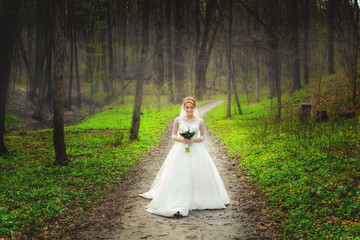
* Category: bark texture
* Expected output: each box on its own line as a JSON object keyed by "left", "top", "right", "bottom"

{"left": 53, "top": 0, "right": 68, "bottom": 165}
{"left": 0, "top": 0, "right": 20, "bottom": 155}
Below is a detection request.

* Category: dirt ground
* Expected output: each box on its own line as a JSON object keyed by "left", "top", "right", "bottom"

{"left": 69, "top": 100, "right": 279, "bottom": 240}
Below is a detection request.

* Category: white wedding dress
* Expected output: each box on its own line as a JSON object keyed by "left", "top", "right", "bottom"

{"left": 140, "top": 116, "right": 230, "bottom": 217}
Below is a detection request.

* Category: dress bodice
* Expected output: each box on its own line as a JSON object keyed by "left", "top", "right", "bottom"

{"left": 171, "top": 117, "right": 205, "bottom": 141}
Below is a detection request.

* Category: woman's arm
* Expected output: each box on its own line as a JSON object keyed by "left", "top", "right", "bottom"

{"left": 188, "top": 119, "right": 205, "bottom": 145}
{"left": 171, "top": 118, "right": 186, "bottom": 143}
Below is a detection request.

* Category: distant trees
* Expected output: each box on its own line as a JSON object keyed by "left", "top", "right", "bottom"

{"left": 194, "top": 0, "right": 223, "bottom": 101}
{"left": 2, "top": 0, "right": 359, "bottom": 148}
{"left": 337, "top": 0, "right": 359, "bottom": 108}
{"left": 6, "top": 0, "right": 358, "bottom": 110}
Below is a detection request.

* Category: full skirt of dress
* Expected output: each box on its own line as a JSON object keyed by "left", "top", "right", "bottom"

{"left": 140, "top": 142, "right": 230, "bottom": 217}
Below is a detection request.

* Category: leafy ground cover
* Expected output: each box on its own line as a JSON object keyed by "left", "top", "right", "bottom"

{"left": 206, "top": 97, "right": 360, "bottom": 239}
{"left": 0, "top": 95, "right": 183, "bottom": 239}
{"left": 4, "top": 115, "right": 23, "bottom": 129}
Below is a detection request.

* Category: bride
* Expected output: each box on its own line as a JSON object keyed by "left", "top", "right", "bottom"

{"left": 140, "top": 97, "right": 230, "bottom": 217}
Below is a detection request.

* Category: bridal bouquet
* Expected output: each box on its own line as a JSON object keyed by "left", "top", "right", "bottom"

{"left": 180, "top": 128, "right": 196, "bottom": 153}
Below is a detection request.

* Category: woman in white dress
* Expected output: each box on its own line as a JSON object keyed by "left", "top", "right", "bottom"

{"left": 140, "top": 97, "right": 230, "bottom": 217}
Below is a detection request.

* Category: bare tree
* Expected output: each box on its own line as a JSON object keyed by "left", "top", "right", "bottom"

{"left": 165, "top": 0, "right": 174, "bottom": 103}
{"left": 32, "top": 0, "right": 54, "bottom": 120}
{"left": 68, "top": 0, "right": 74, "bottom": 110}
{"left": 120, "top": 0, "right": 129, "bottom": 105}
{"left": 174, "top": 0, "right": 185, "bottom": 103}
{"left": 0, "top": 0, "right": 20, "bottom": 155}
{"left": 221, "top": 0, "right": 242, "bottom": 117}
{"left": 254, "top": 0, "right": 261, "bottom": 102}
{"left": 327, "top": 0, "right": 336, "bottom": 74}
{"left": 71, "top": 0, "right": 81, "bottom": 107}
{"left": 53, "top": 0, "right": 68, "bottom": 165}
{"left": 225, "top": 0, "right": 233, "bottom": 118}
{"left": 194, "top": 0, "right": 222, "bottom": 101}
{"left": 302, "top": 0, "right": 310, "bottom": 85}
{"left": 338, "top": 0, "right": 359, "bottom": 108}
{"left": 352, "top": 0, "right": 359, "bottom": 108}
{"left": 267, "top": 0, "right": 282, "bottom": 120}
{"left": 153, "top": 0, "right": 165, "bottom": 105}
{"left": 107, "top": 0, "right": 115, "bottom": 96}
{"left": 288, "top": 0, "right": 301, "bottom": 92}
{"left": 129, "top": 0, "right": 150, "bottom": 141}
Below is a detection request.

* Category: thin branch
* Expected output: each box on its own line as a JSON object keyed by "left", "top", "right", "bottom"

{"left": 308, "top": 28, "right": 360, "bottom": 49}
{"left": 235, "top": 0, "right": 274, "bottom": 37}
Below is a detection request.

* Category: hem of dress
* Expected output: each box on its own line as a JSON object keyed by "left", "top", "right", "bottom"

{"left": 139, "top": 193, "right": 153, "bottom": 199}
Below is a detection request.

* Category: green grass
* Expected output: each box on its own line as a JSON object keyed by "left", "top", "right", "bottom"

{"left": 0, "top": 98, "right": 181, "bottom": 239}
{"left": 4, "top": 115, "right": 23, "bottom": 129}
{"left": 206, "top": 97, "right": 360, "bottom": 239}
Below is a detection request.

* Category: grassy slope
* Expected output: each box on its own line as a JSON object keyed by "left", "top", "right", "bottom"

{"left": 206, "top": 76, "right": 360, "bottom": 239}
{"left": 0, "top": 96, "right": 183, "bottom": 239}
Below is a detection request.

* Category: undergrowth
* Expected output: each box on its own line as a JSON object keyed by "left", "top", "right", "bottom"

{"left": 206, "top": 96, "right": 360, "bottom": 239}
{"left": 4, "top": 115, "right": 23, "bottom": 129}
{"left": 0, "top": 96, "right": 181, "bottom": 239}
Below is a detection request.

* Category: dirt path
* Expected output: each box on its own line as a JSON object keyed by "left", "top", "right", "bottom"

{"left": 71, "top": 100, "right": 278, "bottom": 240}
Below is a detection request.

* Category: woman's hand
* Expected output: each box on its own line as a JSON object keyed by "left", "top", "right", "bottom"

{"left": 184, "top": 138, "right": 193, "bottom": 147}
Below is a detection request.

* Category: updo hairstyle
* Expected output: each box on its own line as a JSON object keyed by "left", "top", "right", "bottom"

{"left": 183, "top": 97, "right": 196, "bottom": 108}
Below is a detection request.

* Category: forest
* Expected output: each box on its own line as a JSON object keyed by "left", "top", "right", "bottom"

{"left": 0, "top": 0, "right": 359, "bottom": 239}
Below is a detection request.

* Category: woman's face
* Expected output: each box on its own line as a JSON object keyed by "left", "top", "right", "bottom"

{"left": 184, "top": 102, "right": 195, "bottom": 117}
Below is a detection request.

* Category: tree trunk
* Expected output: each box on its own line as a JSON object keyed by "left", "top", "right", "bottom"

{"left": 273, "top": 38, "right": 282, "bottom": 120}
{"left": 154, "top": 0, "right": 165, "bottom": 88}
{"left": 255, "top": 0, "right": 260, "bottom": 102}
{"left": 45, "top": 2, "right": 54, "bottom": 105}
{"left": 68, "top": 37, "right": 73, "bottom": 111}
{"left": 74, "top": 24, "right": 81, "bottom": 107}
{"left": 28, "top": 0, "right": 46, "bottom": 105}
{"left": 121, "top": 0, "right": 128, "bottom": 105}
{"left": 68, "top": 0, "right": 74, "bottom": 110}
{"left": 18, "top": 37, "right": 33, "bottom": 87}
{"left": 0, "top": 0, "right": 20, "bottom": 155}
{"left": 195, "top": 0, "right": 215, "bottom": 101}
{"left": 288, "top": 0, "right": 301, "bottom": 92}
{"left": 303, "top": 0, "right": 310, "bottom": 85}
{"left": 107, "top": 0, "right": 114, "bottom": 95}
{"left": 227, "top": 75, "right": 231, "bottom": 118}
{"left": 174, "top": 0, "right": 185, "bottom": 103}
{"left": 242, "top": 57, "right": 250, "bottom": 104}
{"left": 129, "top": 0, "right": 150, "bottom": 142}
{"left": 100, "top": 29, "right": 109, "bottom": 94}
{"left": 232, "top": 67, "right": 243, "bottom": 115}
{"left": 33, "top": 1, "right": 53, "bottom": 115}
{"left": 53, "top": 0, "right": 68, "bottom": 165}
{"left": 352, "top": 0, "right": 359, "bottom": 108}
{"left": 195, "top": 0, "right": 224, "bottom": 101}
{"left": 267, "top": 0, "right": 282, "bottom": 120}
{"left": 225, "top": 0, "right": 233, "bottom": 118}
{"left": 165, "top": 0, "right": 174, "bottom": 103}
{"left": 327, "top": 0, "right": 336, "bottom": 74}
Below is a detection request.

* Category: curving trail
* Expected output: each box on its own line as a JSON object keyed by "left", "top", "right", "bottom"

{"left": 71, "top": 100, "right": 278, "bottom": 240}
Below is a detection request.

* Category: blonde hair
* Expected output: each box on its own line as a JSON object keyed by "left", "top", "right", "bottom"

{"left": 183, "top": 96, "right": 196, "bottom": 108}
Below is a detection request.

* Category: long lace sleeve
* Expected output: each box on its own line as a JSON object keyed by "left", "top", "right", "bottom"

{"left": 171, "top": 117, "right": 180, "bottom": 140}
{"left": 199, "top": 119, "right": 205, "bottom": 141}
